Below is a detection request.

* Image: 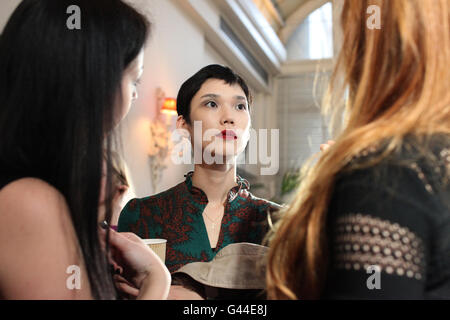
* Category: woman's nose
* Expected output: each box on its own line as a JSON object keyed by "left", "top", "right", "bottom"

{"left": 222, "top": 118, "right": 234, "bottom": 125}
{"left": 220, "top": 108, "right": 235, "bottom": 125}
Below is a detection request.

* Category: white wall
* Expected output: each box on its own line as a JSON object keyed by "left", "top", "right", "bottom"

{"left": 0, "top": 0, "right": 21, "bottom": 32}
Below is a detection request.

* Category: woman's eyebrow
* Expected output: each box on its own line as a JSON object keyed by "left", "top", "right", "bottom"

{"left": 234, "top": 96, "right": 246, "bottom": 101}
{"left": 200, "top": 94, "right": 220, "bottom": 99}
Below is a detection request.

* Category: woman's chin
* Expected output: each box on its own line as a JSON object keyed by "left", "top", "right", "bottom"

{"left": 201, "top": 153, "right": 237, "bottom": 165}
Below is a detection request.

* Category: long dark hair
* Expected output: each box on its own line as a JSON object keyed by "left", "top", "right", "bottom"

{"left": 0, "top": 0, "right": 150, "bottom": 299}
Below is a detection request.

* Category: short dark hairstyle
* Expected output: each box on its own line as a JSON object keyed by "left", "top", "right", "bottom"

{"left": 176, "top": 64, "right": 252, "bottom": 124}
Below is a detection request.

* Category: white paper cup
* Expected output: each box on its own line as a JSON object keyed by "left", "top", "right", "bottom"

{"left": 142, "top": 239, "right": 167, "bottom": 263}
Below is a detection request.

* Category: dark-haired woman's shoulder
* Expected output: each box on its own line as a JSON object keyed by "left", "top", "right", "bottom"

{"left": 236, "top": 189, "right": 286, "bottom": 238}
{"left": 0, "top": 178, "right": 91, "bottom": 299}
{"left": 246, "top": 190, "right": 284, "bottom": 213}
{"left": 324, "top": 135, "right": 450, "bottom": 299}
{"left": 0, "top": 178, "right": 70, "bottom": 227}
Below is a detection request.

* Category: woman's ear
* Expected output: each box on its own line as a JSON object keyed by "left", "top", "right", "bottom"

{"left": 117, "top": 185, "right": 129, "bottom": 196}
{"left": 176, "top": 115, "right": 188, "bottom": 130}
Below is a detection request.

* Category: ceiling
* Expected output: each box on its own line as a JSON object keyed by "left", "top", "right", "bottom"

{"left": 250, "top": 0, "right": 330, "bottom": 43}
{"left": 271, "top": 0, "right": 310, "bottom": 21}
{"left": 250, "top": 0, "right": 311, "bottom": 29}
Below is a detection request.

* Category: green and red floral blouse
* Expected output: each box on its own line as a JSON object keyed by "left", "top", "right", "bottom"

{"left": 118, "top": 172, "right": 281, "bottom": 273}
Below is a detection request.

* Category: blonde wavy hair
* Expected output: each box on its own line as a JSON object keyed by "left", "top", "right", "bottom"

{"left": 266, "top": 0, "right": 450, "bottom": 299}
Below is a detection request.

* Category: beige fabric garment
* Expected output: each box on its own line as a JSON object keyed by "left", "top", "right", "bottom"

{"left": 173, "top": 242, "right": 268, "bottom": 290}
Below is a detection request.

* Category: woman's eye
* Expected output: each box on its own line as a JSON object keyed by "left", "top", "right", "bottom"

{"left": 134, "top": 79, "right": 142, "bottom": 86}
{"left": 236, "top": 104, "right": 247, "bottom": 111}
{"left": 205, "top": 101, "right": 218, "bottom": 108}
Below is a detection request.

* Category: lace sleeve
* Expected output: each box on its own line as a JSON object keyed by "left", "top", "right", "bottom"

{"left": 323, "top": 165, "right": 437, "bottom": 299}
{"left": 333, "top": 213, "right": 425, "bottom": 280}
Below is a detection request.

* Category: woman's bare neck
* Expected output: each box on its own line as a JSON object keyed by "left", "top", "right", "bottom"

{"left": 191, "top": 164, "right": 238, "bottom": 204}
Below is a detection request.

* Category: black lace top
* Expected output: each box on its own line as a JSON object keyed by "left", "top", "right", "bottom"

{"left": 323, "top": 136, "right": 450, "bottom": 299}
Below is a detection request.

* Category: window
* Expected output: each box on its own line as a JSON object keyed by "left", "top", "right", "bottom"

{"left": 286, "top": 2, "right": 333, "bottom": 61}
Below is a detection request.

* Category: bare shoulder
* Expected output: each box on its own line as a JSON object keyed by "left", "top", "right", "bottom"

{"left": 0, "top": 178, "right": 92, "bottom": 299}
{"left": 0, "top": 177, "right": 74, "bottom": 235}
{"left": 0, "top": 178, "right": 64, "bottom": 202}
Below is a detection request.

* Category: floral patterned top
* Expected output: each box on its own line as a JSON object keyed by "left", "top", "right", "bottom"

{"left": 118, "top": 172, "right": 281, "bottom": 273}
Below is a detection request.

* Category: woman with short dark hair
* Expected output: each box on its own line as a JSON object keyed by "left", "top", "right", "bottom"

{"left": 119, "top": 65, "right": 281, "bottom": 276}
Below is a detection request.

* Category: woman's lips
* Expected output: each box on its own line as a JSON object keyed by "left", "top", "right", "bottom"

{"left": 218, "top": 130, "right": 237, "bottom": 140}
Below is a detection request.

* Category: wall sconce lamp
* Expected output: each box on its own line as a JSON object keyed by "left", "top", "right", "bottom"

{"left": 161, "top": 97, "right": 177, "bottom": 115}
{"left": 148, "top": 87, "right": 177, "bottom": 193}
{"left": 156, "top": 87, "right": 177, "bottom": 123}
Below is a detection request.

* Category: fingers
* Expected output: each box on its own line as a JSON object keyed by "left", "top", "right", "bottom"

{"left": 107, "top": 228, "right": 134, "bottom": 247}
{"left": 109, "top": 228, "right": 145, "bottom": 246}
{"left": 114, "top": 274, "right": 139, "bottom": 297}
{"left": 110, "top": 262, "right": 123, "bottom": 275}
{"left": 99, "top": 226, "right": 132, "bottom": 271}
{"left": 320, "top": 140, "right": 336, "bottom": 152}
{"left": 98, "top": 221, "right": 145, "bottom": 246}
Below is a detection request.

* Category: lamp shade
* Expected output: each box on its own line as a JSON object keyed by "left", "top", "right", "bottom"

{"left": 161, "top": 98, "right": 177, "bottom": 115}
